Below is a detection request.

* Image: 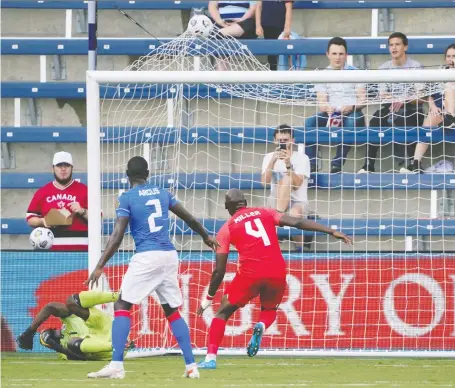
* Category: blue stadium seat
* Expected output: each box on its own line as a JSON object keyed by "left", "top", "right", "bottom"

{"left": 3, "top": 217, "right": 455, "bottom": 236}
{"left": 2, "top": 172, "right": 454, "bottom": 190}
{"left": 2, "top": 126, "right": 454, "bottom": 145}
{"left": 2, "top": 79, "right": 454, "bottom": 103}
{"left": 1, "top": 0, "right": 453, "bottom": 9}
{"left": 0, "top": 82, "right": 233, "bottom": 99}
{"left": 2, "top": 37, "right": 453, "bottom": 56}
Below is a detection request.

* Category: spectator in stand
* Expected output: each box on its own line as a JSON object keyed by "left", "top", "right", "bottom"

{"left": 208, "top": 1, "right": 257, "bottom": 38}
{"left": 305, "top": 37, "right": 366, "bottom": 173}
{"left": 358, "top": 32, "right": 425, "bottom": 173}
{"left": 26, "top": 152, "right": 89, "bottom": 251}
{"left": 255, "top": 0, "right": 293, "bottom": 70}
{"left": 401, "top": 43, "right": 455, "bottom": 173}
{"left": 261, "top": 124, "right": 311, "bottom": 250}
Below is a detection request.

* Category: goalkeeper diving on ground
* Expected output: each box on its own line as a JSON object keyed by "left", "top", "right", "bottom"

{"left": 16, "top": 290, "right": 120, "bottom": 361}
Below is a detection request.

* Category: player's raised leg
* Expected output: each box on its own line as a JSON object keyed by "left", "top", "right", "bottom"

{"left": 247, "top": 277, "right": 286, "bottom": 357}
{"left": 61, "top": 291, "right": 118, "bottom": 361}
{"left": 66, "top": 291, "right": 119, "bottom": 320}
{"left": 77, "top": 290, "right": 119, "bottom": 309}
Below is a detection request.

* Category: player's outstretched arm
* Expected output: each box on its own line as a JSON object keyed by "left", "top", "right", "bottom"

{"left": 17, "top": 302, "right": 70, "bottom": 350}
{"left": 85, "top": 216, "right": 129, "bottom": 289}
{"left": 170, "top": 203, "right": 220, "bottom": 251}
{"left": 279, "top": 214, "right": 353, "bottom": 246}
{"left": 197, "top": 252, "right": 229, "bottom": 316}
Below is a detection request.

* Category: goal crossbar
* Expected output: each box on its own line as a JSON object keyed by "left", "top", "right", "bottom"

{"left": 87, "top": 69, "right": 455, "bottom": 84}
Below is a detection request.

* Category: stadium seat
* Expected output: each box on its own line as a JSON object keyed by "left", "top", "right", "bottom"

{"left": 2, "top": 172, "right": 454, "bottom": 190}
{"left": 2, "top": 0, "right": 453, "bottom": 10}
{"left": 3, "top": 77, "right": 455, "bottom": 101}
{"left": 2, "top": 37, "right": 453, "bottom": 56}
{"left": 2, "top": 126, "right": 454, "bottom": 145}
{"left": 2, "top": 216, "right": 455, "bottom": 236}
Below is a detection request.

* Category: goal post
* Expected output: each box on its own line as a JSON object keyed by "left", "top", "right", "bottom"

{"left": 86, "top": 68, "right": 455, "bottom": 358}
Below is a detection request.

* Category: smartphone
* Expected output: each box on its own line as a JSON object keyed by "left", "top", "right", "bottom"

{"left": 279, "top": 143, "right": 287, "bottom": 150}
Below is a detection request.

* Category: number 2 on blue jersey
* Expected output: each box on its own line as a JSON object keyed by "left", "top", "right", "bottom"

{"left": 146, "top": 199, "right": 163, "bottom": 233}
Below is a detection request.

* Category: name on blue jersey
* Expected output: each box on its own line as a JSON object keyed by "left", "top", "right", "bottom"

{"left": 139, "top": 188, "right": 160, "bottom": 196}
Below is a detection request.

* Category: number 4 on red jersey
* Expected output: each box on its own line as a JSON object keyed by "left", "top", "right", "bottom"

{"left": 216, "top": 207, "right": 285, "bottom": 276}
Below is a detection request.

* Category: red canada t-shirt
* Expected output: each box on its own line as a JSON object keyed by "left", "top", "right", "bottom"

{"left": 26, "top": 180, "right": 88, "bottom": 251}
{"left": 216, "top": 207, "right": 286, "bottom": 278}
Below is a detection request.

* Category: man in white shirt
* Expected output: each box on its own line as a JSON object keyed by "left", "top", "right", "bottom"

{"left": 305, "top": 37, "right": 366, "bottom": 173}
{"left": 359, "top": 32, "right": 425, "bottom": 173}
{"left": 261, "top": 125, "right": 311, "bottom": 238}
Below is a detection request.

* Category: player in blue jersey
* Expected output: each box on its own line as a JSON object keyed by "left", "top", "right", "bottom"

{"left": 85, "top": 156, "right": 219, "bottom": 380}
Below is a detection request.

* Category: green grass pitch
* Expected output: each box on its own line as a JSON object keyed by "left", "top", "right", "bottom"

{"left": 1, "top": 353, "right": 454, "bottom": 388}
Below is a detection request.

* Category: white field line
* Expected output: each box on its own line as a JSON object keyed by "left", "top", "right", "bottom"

{"left": 7, "top": 361, "right": 89, "bottom": 365}
{"left": 221, "top": 385, "right": 454, "bottom": 388}
{"left": 221, "top": 362, "right": 328, "bottom": 367}
{"left": 374, "top": 364, "right": 450, "bottom": 368}
{"left": 5, "top": 380, "right": 454, "bottom": 388}
{"left": 6, "top": 361, "right": 451, "bottom": 369}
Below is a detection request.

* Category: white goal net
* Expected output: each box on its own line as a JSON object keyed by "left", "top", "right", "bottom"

{"left": 87, "top": 29, "right": 455, "bottom": 357}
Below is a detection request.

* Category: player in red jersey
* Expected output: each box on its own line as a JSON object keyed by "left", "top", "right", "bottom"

{"left": 26, "top": 152, "right": 89, "bottom": 251}
{"left": 197, "top": 188, "right": 352, "bottom": 368}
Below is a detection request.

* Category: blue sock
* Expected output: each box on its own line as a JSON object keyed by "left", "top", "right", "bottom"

{"left": 168, "top": 311, "right": 195, "bottom": 365}
{"left": 112, "top": 310, "right": 131, "bottom": 362}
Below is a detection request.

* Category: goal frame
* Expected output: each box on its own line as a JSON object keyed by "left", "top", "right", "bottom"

{"left": 86, "top": 69, "right": 455, "bottom": 358}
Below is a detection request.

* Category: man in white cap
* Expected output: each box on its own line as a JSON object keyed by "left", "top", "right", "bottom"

{"left": 26, "top": 151, "right": 89, "bottom": 251}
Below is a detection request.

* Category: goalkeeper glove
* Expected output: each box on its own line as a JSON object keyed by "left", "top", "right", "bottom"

{"left": 39, "top": 329, "right": 60, "bottom": 349}
{"left": 16, "top": 327, "right": 36, "bottom": 350}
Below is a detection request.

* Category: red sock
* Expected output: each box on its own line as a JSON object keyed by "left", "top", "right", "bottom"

{"left": 259, "top": 309, "right": 277, "bottom": 329}
{"left": 207, "top": 317, "right": 227, "bottom": 355}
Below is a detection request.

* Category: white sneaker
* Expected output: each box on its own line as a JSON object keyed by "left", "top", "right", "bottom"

{"left": 399, "top": 167, "right": 414, "bottom": 174}
{"left": 357, "top": 168, "right": 369, "bottom": 174}
{"left": 87, "top": 364, "right": 125, "bottom": 379}
{"left": 182, "top": 366, "right": 200, "bottom": 379}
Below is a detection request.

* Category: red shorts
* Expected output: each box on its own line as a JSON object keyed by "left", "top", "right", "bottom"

{"left": 225, "top": 273, "right": 287, "bottom": 309}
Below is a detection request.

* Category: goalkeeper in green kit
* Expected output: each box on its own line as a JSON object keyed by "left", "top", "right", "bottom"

{"left": 17, "top": 291, "right": 122, "bottom": 361}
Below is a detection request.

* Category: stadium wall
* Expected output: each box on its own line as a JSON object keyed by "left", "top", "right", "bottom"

{"left": 2, "top": 251, "right": 455, "bottom": 353}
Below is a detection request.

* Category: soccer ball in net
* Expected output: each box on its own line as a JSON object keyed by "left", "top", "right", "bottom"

{"left": 30, "top": 227, "right": 54, "bottom": 250}
{"left": 187, "top": 15, "right": 213, "bottom": 38}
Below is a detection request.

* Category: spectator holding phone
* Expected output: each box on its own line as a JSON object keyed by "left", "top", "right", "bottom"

{"left": 261, "top": 125, "right": 311, "bottom": 250}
